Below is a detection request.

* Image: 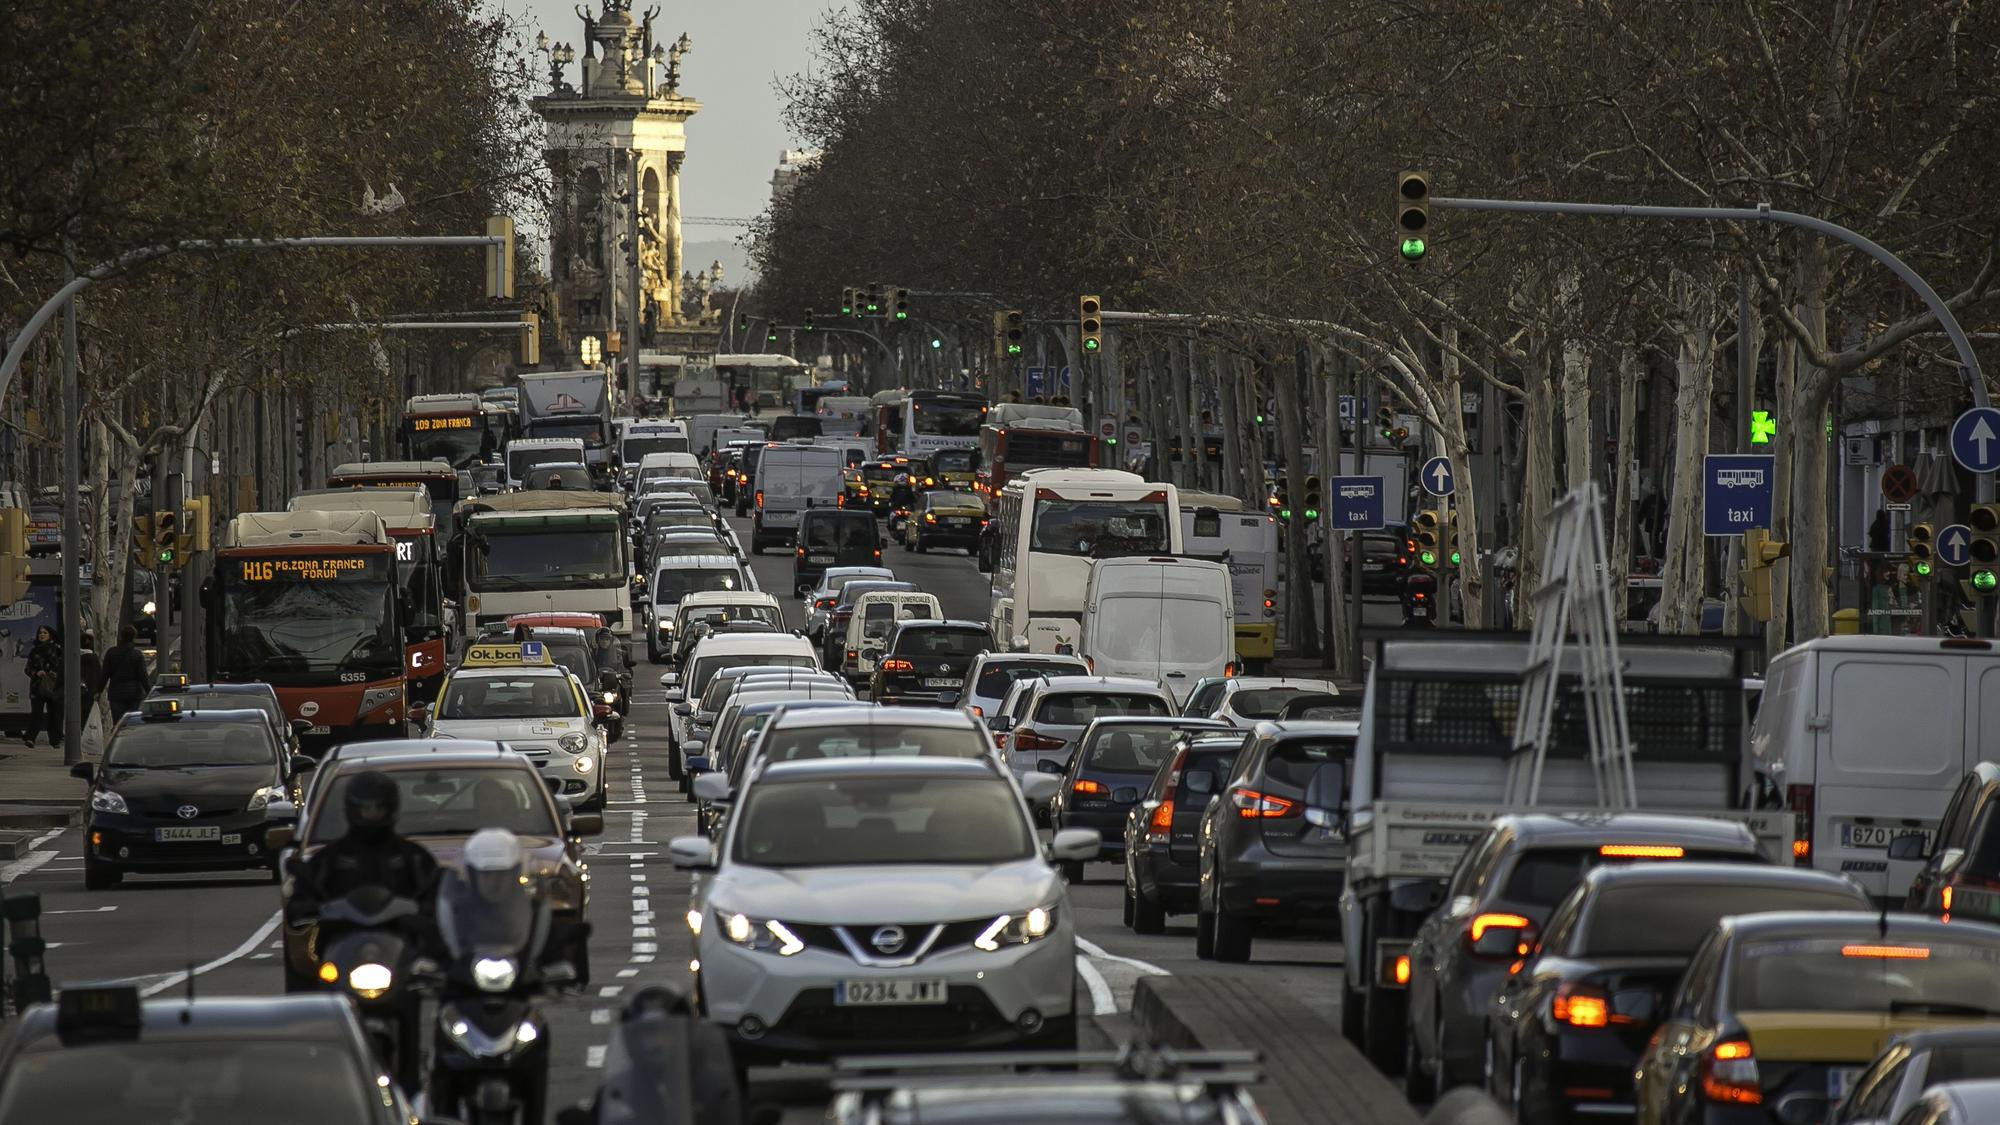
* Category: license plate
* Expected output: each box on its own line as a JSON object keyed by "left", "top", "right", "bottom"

{"left": 808, "top": 553, "right": 834, "bottom": 563}
{"left": 305, "top": 724, "right": 331, "bottom": 736}
{"left": 924, "top": 678, "right": 961, "bottom": 688}
{"left": 154, "top": 826, "right": 220, "bottom": 842}
{"left": 946, "top": 517, "right": 970, "bottom": 525}
{"left": 834, "top": 978, "right": 946, "bottom": 1006}
{"left": 1841, "top": 824, "right": 1933, "bottom": 851}
{"left": 1828, "top": 1065, "right": 1860, "bottom": 1102}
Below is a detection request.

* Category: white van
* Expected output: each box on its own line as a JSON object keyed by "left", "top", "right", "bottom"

{"left": 842, "top": 590, "right": 942, "bottom": 685}
{"left": 503, "top": 437, "right": 588, "bottom": 490}
{"left": 1750, "top": 635, "right": 2000, "bottom": 899}
{"left": 635, "top": 451, "right": 704, "bottom": 493}
{"left": 1077, "top": 556, "right": 1234, "bottom": 706}
{"left": 619, "top": 421, "right": 688, "bottom": 476}
{"left": 750, "top": 442, "right": 846, "bottom": 554}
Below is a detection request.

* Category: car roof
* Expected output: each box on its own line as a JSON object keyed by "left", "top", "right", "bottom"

{"left": 1030, "top": 675, "right": 1171, "bottom": 695}
{"left": 333, "top": 744, "right": 527, "bottom": 768}
{"left": 653, "top": 554, "right": 742, "bottom": 569}
{"left": 680, "top": 590, "right": 779, "bottom": 607}
{"left": 821, "top": 566, "right": 895, "bottom": 582}
{"left": 1224, "top": 676, "right": 1340, "bottom": 693}
{"left": 1717, "top": 911, "right": 1990, "bottom": 945}
{"left": 1083, "top": 716, "right": 1233, "bottom": 731}
{"left": 9, "top": 993, "right": 363, "bottom": 1047}
{"left": 972, "top": 653, "right": 1087, "bottom": 667}
{"left": 157, "top": 682, "right": 278, "bottom": 698}
{"left": 758, "top": 756, "right": 999, "bottom": 783}
{"left": 738, "top": 697, "right": 858, "bottom": 717}
{"left": 769, "top": 705, "right": 980, "bottom": 730}
{"left": 332, "top": 737, "right": 509, "bottom": 757}
{"left": 1889, "top": 1024, "right": 2000, "bottom": 1051}
{"left": 448, "top": 665, "right": 571, "bottom": 679}
{"left": 1493, "top": 812, "right": 1760, "bottom": 850}
{"left": 892, "top": 619, "right": 987, "bottom": 632}
{"left": 123, "top": 708, "right": 275, "bottom": 728}
{"left": 1248, "top": 719, "right": 1362, "bottom": 739}
{"left": 689, "top": 633, "right": 815, "bottom": 656}
{"left": 1577, "top": 861, "right": 1862, "bottom": 897}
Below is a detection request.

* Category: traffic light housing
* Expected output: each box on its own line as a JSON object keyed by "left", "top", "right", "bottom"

{"left": 1970, "top": 504, "right": 2000, "bottom": 592}
{"left": 183, "top": 497, "right": 211, "bottom": 554}
{"left": 840, "top": 288, "right": 856, "bottom": 317}
{"left": 802, "top": 308, "right": 815, "bottom": 332}
{"left": 1738, "top": 528, "right": 1792, "bottom": 622}
{"left": 1443, "top": 510, "right": 1461, "bottom": 567}
{"left": 863, "top": 284, "right": 884, "bottom": 317}
{"left": 0, "top": 508, "right": 26, "bottom": 604}
{"left": 1412, "top": 510, "right": 1441, "bottom": 568}
{"left": 889, "top": 287, "right": 910, "bottom": 321}
{"left": 1302, "top": 476, "right": 1322, "bottom": 522}
{"left": 1376, "top": 407, "right": 1408, "bottom": 445}
{"left": 1396, "top": 171, "right": 1429, "bottom": 263}
{"left": 484, "top": 216, "right": 515, "bottom": 299}
{"left": 1909, "top": 522, "right": 1936, "bottom": 577}
{"left": 518, "top": 311, "right": 540, "bottom": 367}
{"left": 1001, "top": 310, "right": 1024, "bottom": 356}
{"left": 1078, "top": 294, "right": 1102, "bottom": 353}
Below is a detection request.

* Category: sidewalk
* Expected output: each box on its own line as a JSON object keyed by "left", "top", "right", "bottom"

{"left": 0, "top": 741, "right": 90, "bottom": 860}
{"left": 1133, "top": 974, "right": 1419, "bottom": 1125}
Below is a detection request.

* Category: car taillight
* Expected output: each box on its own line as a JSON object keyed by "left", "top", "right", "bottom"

{"left": 755, "top": 490, "right": 765, "bottom": 508}
{"left": 1073, "top": 779, "right": 1108, "bottom": 796}
{"left": 1787, "top": 783, "right": 1814, "bottom": 864}
{"left": 1229, "top": 787, "right": 1297, "bottom": 818}
{"left": 1550, "top": 984, "right": 1611, "bottom": 1028}
{"left": 924, "top": 512, "right": 937, "bottom": 523}
{"left": 1013, "top": 729, "right": 1066, "bottom": 752}
{"left": 880, "top": 658, "right": 914, "bottom": 672}
{"left": 1700, "top": 1040, "right": 1761, "bottom": 1105}
{"left": 1465, "top": 912, "right": 1532, "bottom": 956}
{"left": 1146, "top": 799, "right": 1175, "bottom": 842}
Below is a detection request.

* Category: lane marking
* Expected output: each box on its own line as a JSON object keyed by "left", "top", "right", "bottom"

{"left": 616, "top": 968, "right": 639, "bottom": 978}
{"left": 598, "top": 985, "right": 624, "bottom": 998}
{"left": 591, "top": 1008, "right": 612, "bottom": 1025}
{"left": 1075, "top": 954, "right": 1115, "bottom": 1016}
{"left": 1, "top": 829, "right": 68, "bottom": 883}
{"left": 41, "top": 905, "right": 119, "bottom": 915}
{"left": 1076, "top": 937, "right": 1170, "bottom": 976}
{"left": 135, "top": 909, "right": 283, "bottom": 997}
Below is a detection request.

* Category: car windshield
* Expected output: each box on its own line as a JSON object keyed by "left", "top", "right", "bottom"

{"left": 1081, "top": 725, "right": 1197, "bottom": 773}
{"left": 1502, "top": 846, "right": 1755, "bottom": 907}
{"left": 0, "top": 1038, "right": 377, "bottom": 1125}
{"left": 437, "top": 675, "right": 580, "bottom": 720}
{"left": 173, "top": 693, "right": 281, "bottom": 726}
{"left": 893, "top": 627, "right": 990, "bottom": 659}
{"left": 1231, "top": 687, "right": 1321, "bottom": 719}
{"left": 756, "top": 722, "right": 989, "bottom": 764}
{"left": 1035, "top": 692, "right": 1171, "bottom": 726}
{"left": 679, "top": 604, "right": 780, "bottom": 632}
{"left": 1578, "top": 884, "right": 1866, "bottom": 957}
{"left": 106, "top": 723, "right": 276, "bottom": 768}
{"left": 734, "top": 775, "right": 1034, "bottom": 867}
{"left": 689, "top": 653, "right": 814, "bottom": 698}
{"left": 1094, "top": 597, "right": 1227, "bottom": 664}
{"left": 654, "top": 568, "right": 742, "bottom": 603}
{"left": 802, "top": 516, "right": 877, "bottom": 551}
{"left": 974, "top": 661, "right": 1084, "bottom": 702}
{"left": 1733, "top": 937, "right": 2000, "bottom": 1014}
{"left": 507, "top": 445, "right": 580, "bottom": 479}
{"left": 623, "top": 436, "right": 687, "bottom": 458}
{"left": 309, "top": 768, "right": 557, "bottom": 841}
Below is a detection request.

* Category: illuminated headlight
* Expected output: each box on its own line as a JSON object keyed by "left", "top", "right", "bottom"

{"left": 142, "top": 600, "right": 157, "bottom": 616}
{"left": 573, "top": 754, "right": 594, "bottom": 774}
{"left": 659, "top": 619, "right": 675, "bottom": 634}
{"left": 90, "top": 789, "right": 129, "bottom": 815}
{"left": 348, "top": 962, "right": 393, "bottom": 998}
{"left": 686, "top": 908, "right": 704, "bottom": 934}
{"left": 717, "top": 911, "right": 806, "bottom": 956}
{"left": 440, "top": 1004, "right": 540, "bottom": 1057}
{"left": 245, "top": 784, "right": 283, "bottom": 812}
{"left": 558, "top": 733, "right": 587, "bottom": 753}
{"left": 471, "top": 957, "right": 518, "bottom": 992}
{"left": 601, "top": 691, "right": 618, "bottom": 704}
{"left": 974, "top": 904, "right": 1058, "bottom": 951}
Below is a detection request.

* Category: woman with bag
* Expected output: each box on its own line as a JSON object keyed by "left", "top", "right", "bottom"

{"left": 23, "top": 625, "right": 61, "bottom": 749}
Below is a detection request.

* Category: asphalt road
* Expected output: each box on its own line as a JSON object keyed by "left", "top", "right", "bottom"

{"left": 1, "top": 511, "right": 1348, "bottom": 1122}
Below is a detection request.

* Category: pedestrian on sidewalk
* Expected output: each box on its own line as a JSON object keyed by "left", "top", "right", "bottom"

{"left": 100, "top": 623, "right": 151, "bottom": 724}
{"left": 77, "top": 630, "right": 104, "bottom": 755}
{"left": 23, "top": 625, "right": 61, "bottom": 749}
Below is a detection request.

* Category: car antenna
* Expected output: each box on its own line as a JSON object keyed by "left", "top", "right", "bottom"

{"left": 182, "top": 956, "right": 196, "bottom": 1021}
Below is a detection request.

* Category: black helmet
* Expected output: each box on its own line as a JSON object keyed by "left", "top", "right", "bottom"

{"left": 344, "top": 770, "right": 400, "bottom": 841}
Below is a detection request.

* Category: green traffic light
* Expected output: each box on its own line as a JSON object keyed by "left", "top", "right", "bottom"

{"left": 1916, "top": 561, "right": 1934, "bottom": 577}
{"left": 1449, "top": 550, "right": 1462, "bottom": 566}
{"left": 1400, "top": 237, "right": 1427, "bottom": 261}
{"left": 1255, "top": 414, "right": 1266, "bottom": 424}
{"left": 895, "top": 311, "right": 908, "bottom": 320}
{"left": 157, "top": 548, "right": 176, "bottom": 565}
{"left": 1279, "top": 507, "right": 1293, "bottom": 520}
{"left": 1106, "top": 437, "right": 1117, "bottom": 446}
{"left": 1977, "top": 570, "right": 1998, "bottom": 592}
{"left": 1303, "top": 508, "right": 1319, "bottom": 521}
{"left": 930, "top": 338, "right": 942, "bottom": 349}
{"left": 1419, "top": 549, "right": 1437, "bottom": 566}
{"left": 1083, "top": 339, "right": 1100, "bottom": 352}
{"left": 1006, "top": 344, "right": 1022, "bottom": 355}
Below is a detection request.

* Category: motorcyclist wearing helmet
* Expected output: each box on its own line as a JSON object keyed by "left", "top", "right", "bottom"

{"left": 290, "top": 769, "right": 441, "bottom": 920}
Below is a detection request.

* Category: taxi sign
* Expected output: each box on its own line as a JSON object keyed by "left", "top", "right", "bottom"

{"left": 154, "top": 673, "right": 190, "bottom": 691}
{"left": 463, "top": 641, "right": 552, "bottom": 668}
{"left": 57, "top": 984, "right": 142, "bottom": 1044}
{"left": 140, "top": 697, "right": 183, "bottom": 719}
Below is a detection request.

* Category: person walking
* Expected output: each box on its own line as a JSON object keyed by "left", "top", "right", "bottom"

{"left": 23, "top": 625, "right": 61, "bottom": 749}
{"left": 100, "top": 624, "right": 151, "bottom": 725}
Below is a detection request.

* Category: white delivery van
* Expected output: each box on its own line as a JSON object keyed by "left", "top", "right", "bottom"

{"left": 842, "top": 591, "right": 942, "bottom": 685}
{"left": 1078, "top": 556, "right": 1234, "bottom": 707}
{"left": 1749, "top": 635, "right": 2000, "bottom": 899}
{"left": 749, "top": 442, "right": 846, "bottom": 554}
{"left": 635, "top": 451, "right": 705, "bottom": 494}
{"left": 503, "top": 437, "right": 588, "bottom": 490}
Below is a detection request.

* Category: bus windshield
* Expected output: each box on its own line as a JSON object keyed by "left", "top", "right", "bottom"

{"left": 402, "top": 414, "right": 491, "bottom": 467}
{"left": 393, "top": 535, "right": 440, "bottom": 624}
{"left": 1030, "top": 498, "right": 1171, "bottom": 557}
{"left": 215, "top": 553, "right": 400, "bottom": 684}
{"left": 912, "top": 398, "right": 987, "bottom": 437}
{"left": 466, "top": 517, "right": 624, "bottom": 590}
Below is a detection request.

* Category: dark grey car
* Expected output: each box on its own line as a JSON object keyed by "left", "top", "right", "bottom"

{"left": 1124, "top": 732, "right": 1250, "bottom": 935}
{"left": 1195, "top": 721, "right": 1357, "bottom": 963}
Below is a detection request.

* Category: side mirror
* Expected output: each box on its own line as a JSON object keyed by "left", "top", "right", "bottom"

{"left": 1888, "top": 833, "right": 1928, "bottom": 861}
{"left": 1390, "top": 881, "right": 1447, "bottom": 913}
{"left": 1472, "top": 922, "right": 1534, "bottom": 957}
{"left": 987, "top": 714, "right": 1016, "bottom": 733}
{"left": 1020, "top": 773, "right": 1060, "bottom": 803}
{"left": 407, "top": 704, "right": 429, "bottom": 726}
{"left": 70, "top": 762, "right": 94, "bottom": 782}
{"left": 693, "top": 774, "right": 731, "bottom": 802}
{"left": 289, "top": 754, "right": 317, "bottom": 776}
{"left": 1034, "top": 757, "right": 1064, "bottom": 775}
{"left": 684, "top": 753, "right": 710, "bottom": 772}
{"left": 266, "top": 825, "right": 296, "bottom": 850}
{"left": 668, "top": 834, "right": 714, "bottom": 870}
{"left": 1049, "top": 828, "right": 1100, "bottom": 863}
{"left": 674, "top": 703, "right": 694, "bottom": 717}
{"left": 570, "top": 813, "right": 604, "bottom": 837}
{"left": 290, "top": 719, "right": 314, "bottom": 737}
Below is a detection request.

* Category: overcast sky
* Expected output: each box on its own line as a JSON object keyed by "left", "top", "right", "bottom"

{"left": 506, "top": 0, "right": 836, "bottom": 225}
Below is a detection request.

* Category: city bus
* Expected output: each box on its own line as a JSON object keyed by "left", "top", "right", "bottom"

{"left": 450, "top": 490, "right": 632, "bottom": 645}
{"left": 326, "top": 460, "right": 464, "bottom": 545}
{"left": 974, "top": 404, "right": 1095, "bottom": 502}
{"left": 205, "top": 510, "right": 405, "bottom": 752}
{"left": 400, "top": 393, "right": 503, "bottom": 468}
{"left": 1178, "top": 491, "right": 1281, "bottom": 668}
{"left": 288, "top": 486, "right": 451, "bottom": 702}
{"left": 982, "top": 468, "right": 1182, "bottom": 653}
{"left": 872, "top": 389, "right": 990, "bottom": 456}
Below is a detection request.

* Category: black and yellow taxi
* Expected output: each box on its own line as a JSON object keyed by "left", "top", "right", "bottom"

{"left": 0, "top": 985, "right": 419, "bottom": 1124}
{"left": 927, "top": 447, "right": 979, "bottom": 490}
{"left": 147, "top": 673, "right": 311, "bottom": 759}
{"left": 72, "top": 697, "right": 309, "bottom": 890}
{"left": 1633, "top": 911, "right": 2000, "bottom": 1125}
{"left": 851, "top": 455, "right": 916, "bottom": 516}
{"left": 899, "top": 489, "right": 988, "bottom": 553}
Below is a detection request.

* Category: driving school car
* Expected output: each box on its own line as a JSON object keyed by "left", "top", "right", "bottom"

{"left": 417, "top": 642, "right": 609, "bottom": 811}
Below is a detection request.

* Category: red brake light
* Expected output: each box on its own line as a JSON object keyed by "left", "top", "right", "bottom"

{"left": 755, "top": 489, "right": 764, "bottom": 508}
{"left": 1229, "top": 787, "right": 1297, "bottom": 818}
{"left": 1700, "top": 1040, "right": 1761, "bottom": 1105}
{"left": 1073, "top": 779, "right": 1108, "bottom": 796}
{"left": 1013, "top": 729, "right": 1066, "bottom": 752}
{"left": 1550, "top": 984, "right": 1611, "bottom": 1028}
{"left": 1146, "top": 799, "right": 1174, "bottom": 840}
{"left": 880, "top": 658, "right": 914, "bottom": 672}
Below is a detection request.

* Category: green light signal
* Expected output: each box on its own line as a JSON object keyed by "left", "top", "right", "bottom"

{"left": 1303, "top": 507, "right": 1319, "bottom": 521}
{"left": 1917, "top": 560, "right": 1934, "bottom": 577}
{"left": 1279, "top": 507, "right": 1292, "bottom": 520}
{"left": 1977, "top": 570, "right": 1998, "bottom": 593}
{"left": 894, "top": 310, "right": 908, "bottom": 321}
{"left": 1083, "top": 339, "right": 1100, "bottom": 352}
{"left": 157, "top": 546, "right": 176, "bottom": 565}
{"left": 1449, "top": 550, "right": 1462, "bottom": 566}
{"left": 1751, "top": 410, "right": 1776, "bottom": 444}
{"left": 1006, "top": 344, "right": 1022, "bottom": 356}
{"left": 1400, "top": 237, "right": 1426, "bottom": 262}
{"left": 930, "top": 338, "right": 942, "bottom": 350}
{"left": 1419, "top": 549, "right": 1437, "bottom": 566}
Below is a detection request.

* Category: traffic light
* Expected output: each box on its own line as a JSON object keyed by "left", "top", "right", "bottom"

{"left": 889, "top": 287, "right": 910, "bottom": 321}
{"left": 1275, "top": 480, "right": 1291, "bottom": 522}
{"left": 1970, "top": 504, "right": 2000, "bottom": 592}
{"left": 802, "top": 309, "right": 815, "bottom": 332}
{"left": 1396, "top": 171, "right": 1429, "bottom": 263}
{"left": 1412, "top": 510, "right": 1441, "bottom": 568}
{"left": 840, "top": 288, "right": 856, "bottom": 317}
{"left": 183, "top": 497, "right": 211, "bottom": 554}
{"left": 518, "top": 311, "right": 540, "bottom": 367}
{"left": 1443, "top": 510, "right": 1461, "bottom": 567}
{"left": 484, "top": 216, "right": 515, "bottom": 299}
{"left": 1002, "top": 310, "right": 1024, "bottom": 356}
{"left": 1738, "top": 529, "right": 1792, "bottom": 622}
{"left": 1302, "top": 476, "right": 1322, "bottom": 522}
{"left": 863, "top": 284, "right": 884, "bottom": 317}
{"left": 737, "top": 313, "right": 749, "bottom": 332}
{"left": 1376, "top": 407, "right": 1408, "bottom": 445}
{"left": 0, "top": 508, "right": 26, "bottom": 604}
{"left": 1909, "top": 522, "right": 1936, "bottom": 577}
{"left": 1078, "top": 294, "right": 1102, "bottom": 353}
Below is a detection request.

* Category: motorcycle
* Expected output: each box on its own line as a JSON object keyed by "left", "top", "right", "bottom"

{"left": 427, "top": 830, "right": 584, "bottom": 1125}
{"left": 311, "top": 886, "right": 428, "bottom": 1093}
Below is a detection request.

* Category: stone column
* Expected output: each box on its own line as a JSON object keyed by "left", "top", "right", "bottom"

{"left": 665, "top": 153, "right": 684, "bottom": 323}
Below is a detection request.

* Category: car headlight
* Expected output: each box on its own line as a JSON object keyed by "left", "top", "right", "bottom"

{"left": 246, "top": 784, "right": 283, "bottom": 812}
{"left": 90, "top": 789, "right": 129, "bottom": 815}
{"left": 471, "top": 956, "right": 518, "bottom": 992}
{"left": 142, "top": 600, "right": 157, "bottom": 616}
{"left": 558, "top": 733, "right": 587, "bottom": 753}
{"left": 573, "top": 754, "right": 595, "bottom": 774}
{"left": 601, "top": 691, "right": 618, "bottom": 704}
{"left": 348, "top": 962, "right": 393, "bottom": 998}
{"left": 974, "top": 904, "right": 1058, "bottom": 951}
{"left": 440, "top": 1004, "right": 540, "bottom": 1057}
{"left": 716, "top": 910, "right": 806, "bottom": 956}
{"left": 659, "top": 619, "right": 675, "bottom": 634}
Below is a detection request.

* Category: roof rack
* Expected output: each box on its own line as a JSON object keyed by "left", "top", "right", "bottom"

{"left": 829, "top": 1046, "right": 1262, "bottom": 1096}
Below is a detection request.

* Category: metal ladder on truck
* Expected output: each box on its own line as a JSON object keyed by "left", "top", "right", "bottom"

{"left": 1505, "top": 480, "right": 1636, "bottom": 808}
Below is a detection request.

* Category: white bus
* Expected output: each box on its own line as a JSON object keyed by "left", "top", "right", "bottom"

{"left": 1179, "top": 492, "right": 1281, "bottom": 668}
{"left": 452, "top": 491, "right": 633, "bottom": 642}
{"left": 871, "top": 389, "right": 990, "bottom": 456}
{"left": 982, "top": 468, "right": 1182, "bottom": 653}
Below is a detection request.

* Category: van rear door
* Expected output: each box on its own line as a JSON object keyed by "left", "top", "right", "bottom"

{"left": 1816, "top": 650, "right": 1963, "bottom": 895}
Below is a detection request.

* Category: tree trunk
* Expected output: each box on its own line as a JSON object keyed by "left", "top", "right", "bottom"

{"left": 1610, "top": 348, "right": 1640, "bottom": 622}
{"left": 1273, "top": 352, "right": 1317, "bottom": 657}
{"left": 1561, "top": 337, "right": 1594, "bottom": 491}
{"left": 1661, "top": 298, "right": 1716, "bottom": 635}
{"left": 1768, "top": 331, "right": 1797, "bottom": 658}
{"left": 1788, "top": 239, "right": 1835, "bottom": 642}
{"left": 1516, "top": 344, "right": 1556, "bottom": 627}
{"left": 1437, "top": 328, "right": 1485, "bottom": 626}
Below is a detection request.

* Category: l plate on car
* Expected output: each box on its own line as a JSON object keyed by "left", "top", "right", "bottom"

{"left": 835, "top": 978, "right": 946, "bottom": 1006}
{"left": 924, "top": 677, "right": 961, "bottom": 688}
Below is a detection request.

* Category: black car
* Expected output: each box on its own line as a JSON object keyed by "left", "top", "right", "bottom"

{"left": 1050, "top": 717, "right": 1234, "bottom": 882}
{"left": 1122, "top": 731, "right": 1250, "bottom": 935}
{"left": 1196, "top": 720, "right": 1356, "bottom": 963}
{"left": 1482, "top": 863, "right": 1868, "bottom": 1118}
{"left": 869, "top": 620, "right": 992, "bottom": 706}
{"left": 73, "top": 699, "right": 309, "bottom": 889}
{"left": 0, "top": 986, "right": 420, "bottom": 1124}
{"left": 147, "top": 677, "right": 309, "bottom": 759}
{"left": 793, "top": 509, "right": 883, "bottom": 592}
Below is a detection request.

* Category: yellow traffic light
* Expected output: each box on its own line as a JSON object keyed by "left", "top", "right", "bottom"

{"left": 1079, "top": 294, "right": 1102, "bottom": 354}
{"left": 485, "top": 216, "right": 515, "bottom": 300}
{"left": 1412, "top": 510, "right": 1441, "bottom": 568}
{"left": 1738, "top": 529, "right": 1791, "bottom": 622}
{"left": 182, "top": 497, "right": 211, "bottom": 554}
{"left": 519, "top": 311, "right": 540, "bottom": 367}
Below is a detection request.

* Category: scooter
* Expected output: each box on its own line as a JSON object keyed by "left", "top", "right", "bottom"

{"left": 310, "top": 886, "right": 428, "bottom": 1093}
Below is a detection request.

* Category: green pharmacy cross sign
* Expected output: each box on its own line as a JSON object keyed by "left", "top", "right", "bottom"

{"left": 1751, "top": 411, "right": 1777, "bottom": 445}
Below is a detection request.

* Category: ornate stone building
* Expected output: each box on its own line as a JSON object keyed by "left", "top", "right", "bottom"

{"left": 533, "top": 1, "right": 716, "bottom": 367}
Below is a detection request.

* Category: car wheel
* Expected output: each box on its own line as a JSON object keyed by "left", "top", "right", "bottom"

{"left": 1404, "top": 1027, "right": 1437, "bottom": 1103}
{"left": 1130, "top": 881, "right": 1167, "bottom": 936}
{"left": 1194, "top": 907, "right": 1216, "bottom": 959}
{"left": 83, "top": 853, "right": 120, "bottom": 891}
{"left": 1211, "top": 907, "right": 1253, "bottom": 963}
{"left": 1060, "top": 859, "right": 1085, "bottom": 885}
{"left": 1121, "top": 882, "right": 1135, "bottom": 926}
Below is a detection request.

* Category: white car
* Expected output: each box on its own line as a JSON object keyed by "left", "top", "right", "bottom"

{"left": 666, "top": 633, "right": 819, "bottom": 781}
{"left": 801, "top": 566, "right": 895, "bottom": 640}
{"left": 421, "top": 664, "right": 608, "bottom": 810}
{"left": 672, "top": 754, "right": 1094, "bottom": 1063}
{"left": 645, "top": 555, "right": 759, "bottom": 662}
{"left": 665, "top": 591, "right": 784, "bottom": 666}
{"left": 990, "top": 675, "right": 1177, "bottom": 782}
{"left": 960, "top": 652, "right": 1089, "bottom": 721}
{"left": 1191, "top": 676, "right": 1343, "bottom": 727}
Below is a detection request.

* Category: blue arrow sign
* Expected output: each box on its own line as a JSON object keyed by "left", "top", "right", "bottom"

{"left": 1419, "top": 456, "right": 1455, "bottom": 497}
{"left": 1703, "top": 454, "right": 1776, "bottom": 537}
{"left": 1952, "top": 407, "right": 2000, "bottom": 473}
{"left": 1938, "top": 523, "right": 1973, "bottom": 567}
{"left": 1327, "top": 476, "right": 1385, "bottom": 531}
